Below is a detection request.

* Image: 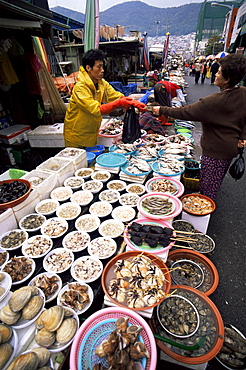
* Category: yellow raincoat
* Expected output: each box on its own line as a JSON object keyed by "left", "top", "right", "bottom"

{"left": 64, "top": 66, "right": 123, "bottom": 147}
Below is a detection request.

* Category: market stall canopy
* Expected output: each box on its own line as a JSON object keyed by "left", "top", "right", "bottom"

{"left": 0, "top": 0, "right": 70, "bottom": 37}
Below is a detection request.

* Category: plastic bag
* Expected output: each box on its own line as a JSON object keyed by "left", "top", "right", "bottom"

{"left": 229, "top": 148, "right": 245, "bottom": 180}
{"left": 122, "top": 106, "right": 141, "bottom": 144}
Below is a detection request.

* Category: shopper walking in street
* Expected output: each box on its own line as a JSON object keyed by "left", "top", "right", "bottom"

{"left": 64, "top": 49, "right": 145, "bottom": 148}
{"left": 211, "top": 59, "right": 219, "bottom": 84}
{"left": 194, "top": 60, "right": 202, "bottom": 83}
{"left": 152, "top": 53, "right": 246, "bottom": 200}
{"left": 201, "top": 61, "right": 207, "bottom": 84}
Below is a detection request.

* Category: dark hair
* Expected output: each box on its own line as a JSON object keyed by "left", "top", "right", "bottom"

{"left": 220, "top": 54, "right": 246, "bottom": 87}
{"left": 82, "top": 49, "right": 105, "bottom": 69}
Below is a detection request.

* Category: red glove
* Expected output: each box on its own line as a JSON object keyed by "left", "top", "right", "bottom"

{"left": 131, "top": 100, "right": 146, "bottom": 111}
{"left": 100, "top": 97, "right": 134, "bottom": 115}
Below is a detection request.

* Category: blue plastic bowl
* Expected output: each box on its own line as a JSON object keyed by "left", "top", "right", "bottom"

{"left": 86, "top": 152, "right": 96, "bottom": 164}
{"left": 86, "top": 145, "right": 105, "bottom": 156}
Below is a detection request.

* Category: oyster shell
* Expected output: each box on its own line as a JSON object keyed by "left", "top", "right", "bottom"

{"left": 56, "top": 317, "right": 78, "bottom": 344}
{"left": 9, "top": 286, "right": 33, "bottom": 312}
{"left": 42, "top": 305, "right": 64, "bottom": 332}
{"left": 22, "top": 295, "right": 44, "bottom": 320}
{"left": 6, "top": 351, "right": 39, "bottom": 370}
{"left": 0, "top": 342, "right": 13, "bottom": 369}
{"left": 0, "top": 323, "right": 12, "bottom": 344}
{"left": 31, "top": 347, "right": 51, "bottom": 367}
{"left": 35, "top": 328, "right": 56, "bottom": 347}
{"left": 0, "top": 304, "right": 21, "bottom": 325}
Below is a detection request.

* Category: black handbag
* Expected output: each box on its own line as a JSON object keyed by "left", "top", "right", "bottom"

{"left": 229, "top": 148, "right": 245, "bottom": 180}
{"left": 122, "top": 106, "right": 141, "bottom": 144}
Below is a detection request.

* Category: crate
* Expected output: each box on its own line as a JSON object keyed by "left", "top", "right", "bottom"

{"left": 36, "top": 157, "right": 74, "bottom": 186}
{"left": 55, "top": 148, "right": 87, "bottom": 171}
{"left": 22, "top": 170, "right": 58, "bottom": 200}
{"left": 12, "top": 189, "right": 41, "bottom": 223}
{"left": 27, "top": 124, "right": 65, "bottom": 147}
{"left": 182, "top": 174, "right": 200, "bottom": 190}
{"left": 0, "top": 208, "right": 18, "bottom": 234}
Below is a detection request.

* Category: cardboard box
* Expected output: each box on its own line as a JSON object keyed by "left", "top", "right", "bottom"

{"left": 0, "top": 125, "right": 31, "bottom": 145}
{"left": 27, "top": 123, "right": 65, "bottom": 147}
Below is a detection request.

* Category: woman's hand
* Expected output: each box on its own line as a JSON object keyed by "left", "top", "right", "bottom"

{"left": 238, "top": 139, "right": 246, "bottom": 148}
{"left": 151, "top": 106, "right": 161, "bottom": 116}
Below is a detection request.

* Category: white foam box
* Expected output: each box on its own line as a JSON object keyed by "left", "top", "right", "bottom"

{"left": 12, "top": 189, "right": 41, "bottom": 223}
{"left": 0, "top": 125, "right": 31, "bottom": 145}
{"left": 55, "top": 147, "right": 87, "bottom": 171}
{"left": 181, "top": 210, "right": 211, "bottom": 234}
{"left": 36, "top": 157, "right": 74, "bottom": 186}
{"left": 97, "top": 133, "right": 122, "bottom": 147}
{"left": 22, "top": 170, "right": 58, "bottom": 200}
{"left": 0, "top": 208, "right": 18, "bottom": 234}
{"left": 27, "top": 123, "right": 65, "bottom": 147}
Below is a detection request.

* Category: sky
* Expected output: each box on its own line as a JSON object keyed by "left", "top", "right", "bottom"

{"left": 47, "top": 0, "right": 203, "bottom": 13}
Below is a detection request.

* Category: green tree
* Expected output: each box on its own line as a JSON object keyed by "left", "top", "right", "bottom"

{"left": 205, "top": 35, "right": 224, "bottom": 56}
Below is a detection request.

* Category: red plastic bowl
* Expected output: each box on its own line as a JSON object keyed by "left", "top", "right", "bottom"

{"left": 0, "top": 179, "right": 31, "bottom": 210}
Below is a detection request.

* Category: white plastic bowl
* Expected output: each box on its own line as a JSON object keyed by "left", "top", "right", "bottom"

{"left": 75, "top": 167, "right": 94, "bottom": 179}
{"left": 64, "top": 176, "right": 84, "bottom": 190}
{"left": 99, "top": 189, "right": 120, "bottom": 204}
{"left": 112, "top": 205, "right": 136, "bottom": 223}
{"left": 22, "top": 234, "right": 53, "bottom": 259}
{"left": 2, "top": 256, "right": 36, "bottom": 285}
{"left": 50, "top": 186, "right": 73, "bottom": 202}
{"left": 70, "top": 190, "right": 94, "bottom": 206}
{"left": 99, "top": 219, "right": 125, "bottom": 238}
{"left": 28, "top": 272, "right": 62, "bottom": 303}
{"left": 43, "top": 247, "right": 74, "bottom": 273}
{"left": 57, "top": 282, "right": 94, "bottom": 315}
{"left": 89, "top": 201, "right": 113, "bottom": 218}
{"left": 56, "top": 202, "right": 81, "bottom": 220}
{"left": 119, "top": 193, "right": 140, "bottom": 207}
{"left": 91, "top": 170, "right": 111, "bottom": 183}
{"left": 19, "top": 214, "right": 46, "bottom": 233}
{"left": 126, "top": 183, "right": 146, "bottom": 195}
{"left": 107, "top": 180, "right": 126, "bottom": 192}
{"left": 70, "top": 255, "right": 103, "bottom": 283}
{"left": 35, "top": 199, "right": 60, "bottom": 216}
{"left": 75, "top": 214, "right": 100, "bottom": 233}
{"left": 88, "top": 237, "right": 117, "bottom": 259}
{"left": 0, "top": 271, "right": 12, "bottom": 302}
{"left": 41, "top": 217, "right": 68, "bottom": 239}
{"left": 62, "top": 230, "right": 91, "bottom": 252}
{"left": 0, "top": 229, "right": 28, "bottom": 250}
{"left": 82, "top": 180, "right": 103, "bottom": 194}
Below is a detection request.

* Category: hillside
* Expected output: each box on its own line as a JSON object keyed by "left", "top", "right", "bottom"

{"left": 51, "top": 1, "right": 202, "bottom": 36}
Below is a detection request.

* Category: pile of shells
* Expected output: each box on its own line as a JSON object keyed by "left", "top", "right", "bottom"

{"left": 76, "top": 215, "right": 100, "bottom": 233}
{"left": 0, "top": 180, "right": 29, "bottom": 204}
{"left": 0, "top": 229, "right": 28, "bottom": 249}
{"left": 20, "top": 214, "right": 46, "bottom": 231}
{"left": 0, "top": 323, "right": 14, "bottom": 369}
{"left": 0, "top": 286, "right": 44, "bottom": 325}
{"left": 181, "top": 195, "right": 214, "bottom": 215}
{"left": 6, "top": 347, "right": 52, "bottom": 370}
{"left": 88, "top": 237, "right": 116, "bottom": 259}
{"left": 63, "top": 231, "right": 90, "bottom": 252}
{"left": 22, "top": 235, "right": 52, "bottom": 258}
{"left": 75, "top": 168, "right": 94, "bottom": 178}
{"left": 64, "top": 177, "right": 84, "bottom": 189}
{"left": 51, "top": 187, "right": 73, "bottom": 201}
{"left": 56, "top": 148, "right": 81, "bottom": 158}
{"left": 188, "top": 233, "right": 215, "bottom": 254}
{"left": 89, "top": 201, "right": 113, "bottom": 218}
{"left": 3, "top": 257, "right": 34, "bottom": 283}
{"left": 149, "top": 179, "right": 177, "bottom": 195}
{"left": 36, "top": 200, "right": 59, "bottom": 215}
{"left": 72, "top": 256, "right": 102, "bottom": 282}
{"left": 119, "top": 193, "right": 139, "bottom": 207}
{"left": 82, "top": 180, "right": 103, "bottom": 193}
{"left": 0, "top": 251, "right": 8, "bottom": 267}
{"left": 35, "top": 305, "right": 78, "bottom": 348}
{"left": 59, "top": 282, "right": 91, "bottom": 312}
{"left": 44, "top": 249, "right": 73, "bottom": 273}
{"left": 30, "top": 274, "right": 61, "bottom": 301}
{"left": 71, "top": 190, "right": 93, "bottom": 205}
{"left": 41, "top": 218, "right": 68, "bottom": 238}
{"left": 99, "top": 189, "right": 120, "bottom": 203}
{"left": 153, "top": 288, "right": 219, "bottom": 358}
{"left": 170, "top": 260, "right": 204, "bottom": 289}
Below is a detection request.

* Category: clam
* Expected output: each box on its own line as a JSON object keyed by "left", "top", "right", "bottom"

{"left": 9, "top": 286, "right": 33, "bottom": 312}
{"left": 42, "top": 305, "right": 64, "bottom": 332}
{"left": 35, "top": 328, "right": 56, "bottom": 348}
{"left": 6, "top": 351, "right": 39, "bottom": 370}
{"left": 0, "top": 286, "right": 5, "bottom": 297}
{"left": 0, "top": 342, "right": 13, "bottom": 369}
{"left": 0, "top": 304, "right": 21, "bottom": 325}
{"left": 22, "top": 295, "right": 44, "bottom": 320}
{"left": 31, "top": 347, "right": 51, "bottom": 367}
{"left": 0, "top": 323, "right": 12, "bottom": 344}
{"left": 0, "top": 273, "right": 5, "bottom": 282}
{"left": 35, "top": 310, "right": 48, "bottom": 330}
{"left": 56, "top": 317, "right": 78, "bottom": 344}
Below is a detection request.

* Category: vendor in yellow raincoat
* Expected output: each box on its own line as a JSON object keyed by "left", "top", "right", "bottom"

{"left": 64, "top": 49, "right": 145, "bottom": 148}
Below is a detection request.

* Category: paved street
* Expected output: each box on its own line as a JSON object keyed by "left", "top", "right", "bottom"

{"left": 158, "top": 75, "right": 246, "bottom": 369}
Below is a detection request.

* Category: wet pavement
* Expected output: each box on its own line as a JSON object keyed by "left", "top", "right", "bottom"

{"left": 157, "top": 75, "right": 246, "bottom": 369}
